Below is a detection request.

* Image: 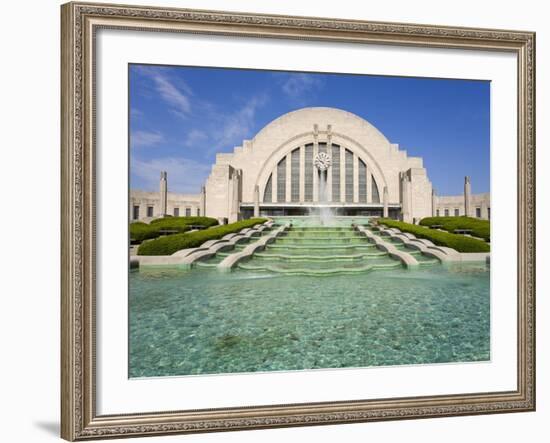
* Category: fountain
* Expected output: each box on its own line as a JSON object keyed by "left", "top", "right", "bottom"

{"left": 312, "top": 151, "right": 335, "bottom": 226}
{"left": 317, "top": 170, "right": 334, "bottom": 226}
{"left": 194, "top": 151, "right": 440, "bottom": 275}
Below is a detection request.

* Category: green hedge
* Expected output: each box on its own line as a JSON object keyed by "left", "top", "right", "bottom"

{"left": 149, "top": 216, "right": 218, "bottom": 229}
{"left": 137, "top": 218, "right": 268, "bottom": 256}
{"left": 129, "top": 222, "right": 164, "bottom": 243}
{"left": 378, "top": 219, "right": 490, "bottom": 253}
{"left": 130, "top": 216, "right": 218, "bottom": 243}
{"left": 419, "top": 216, "right": 490, "bottom": 242}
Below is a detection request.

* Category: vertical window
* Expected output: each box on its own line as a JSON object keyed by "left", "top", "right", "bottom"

{"left": 331, "top": 144, "right": 340, "bottom": 202}
{"left": 197, "top": 208, "right": 200, "bottom": 216}
{"left": 304, "top": 144, "right": 313, "bottom": 201}
{"left": 132, "top": 205, "right": 139, "bottom": 220}
{"left": 173, "top": 207, "right": 179, "bottom": 217}
{"left": 476, "top": 207, "right": 481, "bottom": 218}
{"left": 345, "top": 149, "right": 354, "bottom": 202}
{"left": 318, "top": 142, "right": 326, "bottom": 154}
{"left": 436, "top": 209, "right": 440, "bottom": 217}
{"left": 371, "top": 175, "right": 380, "bottom": 203}
{"left": 291, "top": 148, "right": 300, "bottom": 202}
{"left": 454, "top": 208, "right": 459, "bottom": 216}
{"left": 487, "top": 207, "right": 490, "bottom": 220}
{"left": 185, "top": 207, "right": 191, "bottom": 217}
{"left": 263, "top": 174, "right": 272, "bottom": 203}
{"left": 147, "top": 206, "right": 153, "bottom": 217}
{"left": 277, "top": 157, "right": 286, "bottom": 202}
{"left": 358, "top": 159, "right": 367, "bottom": 203}
{"left": 444, "top": 209, "right": 449, "bottom": 216}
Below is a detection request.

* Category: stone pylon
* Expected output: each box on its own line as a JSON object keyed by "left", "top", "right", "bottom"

{"left": 200, "top": 186, "right": 206, "bottom": 217}
{"left": 401, "top": 172, "right": 412, "bottom": 223}
{"left": 159, "top": 171, "right": 167, "bottom": 216}
{"left": 253, "top": 185, "right": 260, "bottom": 217}
{"left": 464, "top": 176, "right": 471, "bottom": 217}
{"left": 229, "top": 169, "right": 242, "bottom": 223}
{"left": 383, "top": 186, "right": 389, "bottom": 218}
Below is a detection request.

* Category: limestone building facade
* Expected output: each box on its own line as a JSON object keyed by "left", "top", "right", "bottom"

{"left": 130, "top": 107, "right": 490, "bottom": 223}
{"left": 130, "top": 171, "right": 203, "bottom": 222}
{"left": 434, "top": 191, "right": 491, "bottom": 219}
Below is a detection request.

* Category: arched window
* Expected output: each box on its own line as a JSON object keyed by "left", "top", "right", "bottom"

{"left": 371, "top": 175, "right": 380, "bottom": 203}
{"left": 331, "top": 144, "right": 341, "bottom": 202}
{"left": 261, "top": 143, "right": 377, "bottom": 205}
{"left": 277, "top": 157, "right": 286, "bottom": 202}
{"left": 358, "top": 159, "right": 367, "bottom": 203}
{"left": 304, "top": 144, "right": 313, "bottom": 201}
{"left": 263, "top": 173, "right": 272, "bottom": 202}
{"left": 291, "top": 148, "right": 300, "bottom": 202}
{"left": 345, "top": 149, "right": 354, "bottom": 202}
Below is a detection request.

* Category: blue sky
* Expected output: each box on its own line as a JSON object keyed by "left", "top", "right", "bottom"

{"left": 129, "top": 64, "right": 490, "bottom": 195}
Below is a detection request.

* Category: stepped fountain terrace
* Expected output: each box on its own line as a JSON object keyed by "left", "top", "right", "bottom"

{"left": 191, "top": 218, "right": 439, "bottom": 275}
{"left": 129, "top": 217, "right": 490, "bottom": 378}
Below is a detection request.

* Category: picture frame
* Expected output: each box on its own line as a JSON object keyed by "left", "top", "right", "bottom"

{"left": 60, "top": 1, "right": 536, "bottom": 440}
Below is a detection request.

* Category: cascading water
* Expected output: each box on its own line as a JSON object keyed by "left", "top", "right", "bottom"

{"left": 318, "top": 170, "right": 334, "bottom": 226}
{"left": 236, "top": 224, "right": 405, "bottom": 275}
{"left": 197, "top": 153, "right": 437, "bottom": 275}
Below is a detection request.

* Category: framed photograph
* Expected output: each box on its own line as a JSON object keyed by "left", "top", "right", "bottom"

{"left": 61, "top": 1, "right": 536, "bottom": 440}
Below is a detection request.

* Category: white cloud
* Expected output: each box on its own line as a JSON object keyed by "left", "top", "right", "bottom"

{"left": 153, "top": 74, "right": 191, "bottom": 116}
{"left": 131, "top": 157, "right": 211, "bottom": 194}
{"left": 136, "top": 66, "right": 193, "bottom": 117}
{"left": 281, "top": 73, "right": 324, "bottom": 100}
{"left": 130, "top": 130, "right": 164, "bottom": 148}
{"left": 130, "top": 108, "right": 143, "bottom": 118}
{"left": 212, "top": 94, "right": 268, "bottom": 151}
{"left": 183, "top": 129, "right": 208, "bottom": 147}
{"left": 132, "top": 66, "right": 270, "bottom": 155}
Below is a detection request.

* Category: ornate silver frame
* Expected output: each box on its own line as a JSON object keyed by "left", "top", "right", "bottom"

{"left": 61, "top": 2, "right": 536, "bottom": 440}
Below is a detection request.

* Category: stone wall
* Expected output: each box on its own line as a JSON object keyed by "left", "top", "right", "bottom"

{"left": 130, "top": 190, "right": 201, "bottom": 221}
{"left": 435, "top": 193, "right": 491, "bottom": 219}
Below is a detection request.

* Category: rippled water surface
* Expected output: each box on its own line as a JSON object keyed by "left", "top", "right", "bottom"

{"left": 129, "top": 262, "right": 490, "bottom": 377}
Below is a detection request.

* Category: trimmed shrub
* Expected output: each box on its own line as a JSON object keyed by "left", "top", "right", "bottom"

{"left": 129, "top": 222, "right": 161, "bottom": 243}
{"left": 138, "top": 218, "right": 268, "bottom": 256}
{"left": 149, "top": 216, "right": 218, "bottom": 230}
{"left": 130, "top": 216, "right": 218, "bottom": 243}
{"left": 419, "top": 216, "right": 490, "bottom": 242}
{"left": 378, "top": 219, "right": 490, "bottom": 253}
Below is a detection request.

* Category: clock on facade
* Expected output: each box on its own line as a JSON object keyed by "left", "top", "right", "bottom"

{"left": 314, "top": 152, "right": 332, "bottom": 171}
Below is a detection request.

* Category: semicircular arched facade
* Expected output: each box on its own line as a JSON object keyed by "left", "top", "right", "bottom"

{"left": 204, "top": 107, "right": 434, "bottom": 223}
{"left": 256, "top": 133, "right": 387, "bottom": 208}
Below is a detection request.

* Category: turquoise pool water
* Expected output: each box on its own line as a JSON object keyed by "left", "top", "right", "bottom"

{"left": 129, "top": 261, "right": 490, "bottom": 377}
